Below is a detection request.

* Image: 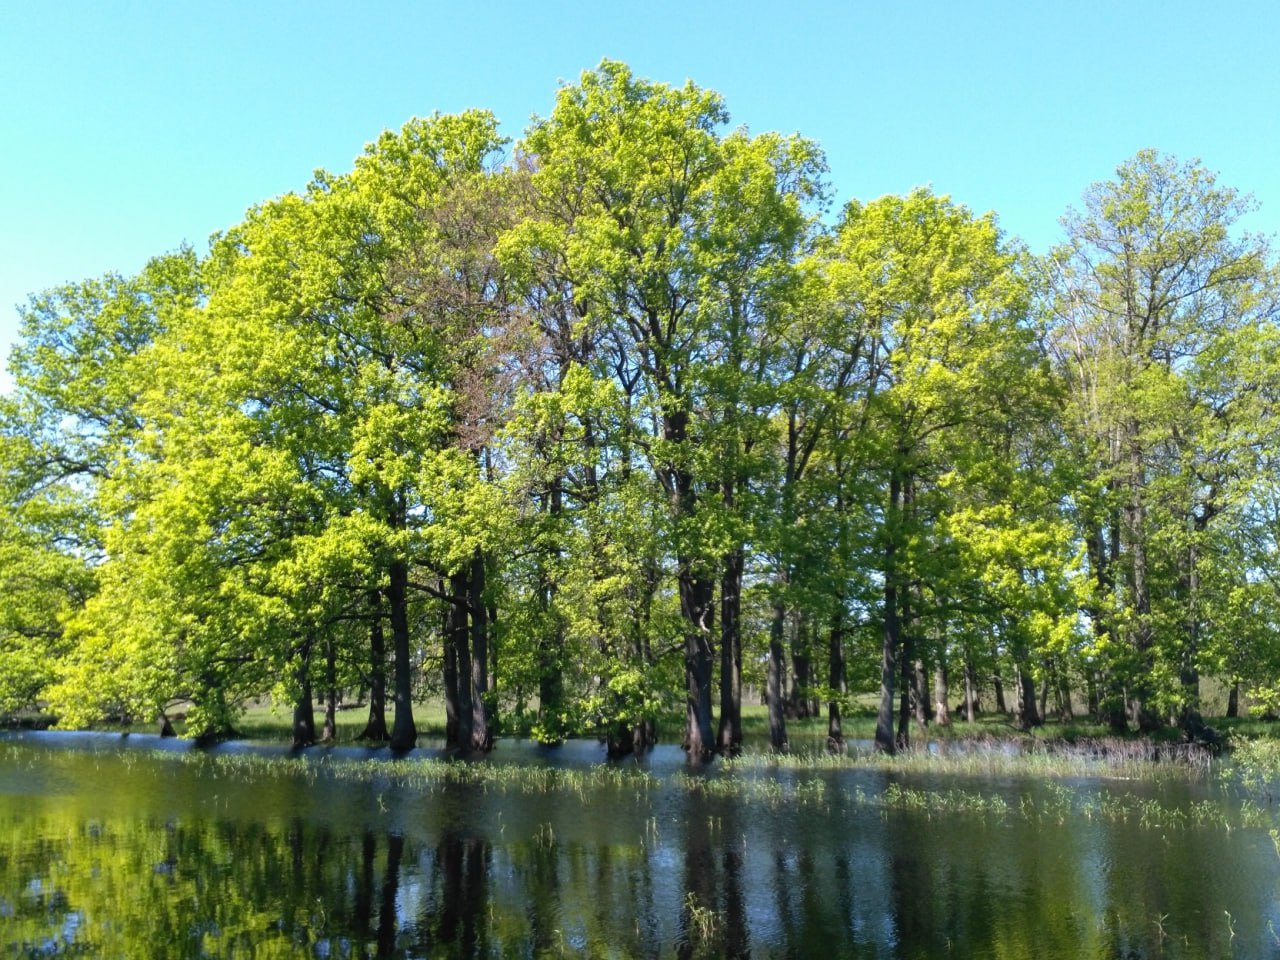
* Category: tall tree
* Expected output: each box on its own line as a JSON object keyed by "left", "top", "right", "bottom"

{"left": 508, "top": 60, "right": 823, "bottom": 760}
{"left": 1045, "top": 150, "right": 1280, "bottom": 731}
{"left": 827, "top": 189, "right": 1043, "bottom": 753}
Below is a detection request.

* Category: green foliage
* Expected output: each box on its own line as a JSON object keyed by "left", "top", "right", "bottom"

{"left": 1, "top": 68, "right": 1276, "bottom": 754}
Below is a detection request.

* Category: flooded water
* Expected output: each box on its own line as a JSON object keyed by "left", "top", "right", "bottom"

{"left": 2, "top": 731, "right": 1278, "bottom": 958}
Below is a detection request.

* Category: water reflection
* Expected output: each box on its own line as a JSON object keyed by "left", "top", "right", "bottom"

{"left": 2, "top": 735, "right": 1279, "bottom": 958}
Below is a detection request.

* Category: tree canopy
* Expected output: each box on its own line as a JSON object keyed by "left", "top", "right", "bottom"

{"left": 3, "top": 63, "right": 1279, "bottom": 757}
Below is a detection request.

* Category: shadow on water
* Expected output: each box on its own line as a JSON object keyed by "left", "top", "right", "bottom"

{"left": 1, "top": 730, "right": 1278, "bottom": 958}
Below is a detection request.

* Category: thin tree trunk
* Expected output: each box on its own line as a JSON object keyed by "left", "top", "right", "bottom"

{"left": 292, "top": 637, "right": 316, "bottom": 749}
{"left": 359, "top": 591, "right": 389, "bottom": 742}
{"left": 963, "top": 653, "right": 977, "bottom": 722}
{"left": 874, "top": 470, "right": 901, "bottom": 755}
{"left": 768, "top": 590, "right": 790, "bottom": 752}
{"left": 538, "top": 476, "right": 565, "bottom": 741}
{"left": 1056, "top": 664, "right": 1075, "bottom": 722}
{"left": 993, "top": 672, "right": 1007, "bottom": 714}
{"left": 896, "top": 582, "right": 918, "bottom": 749}
{"left": 1179, "top": 528, "right": 1207, "bottom": 734}
{"left": 1227, "top": 680, "right": 1239, "bottom": 718}
{"left": 827, "top": 607, "right": 846, "bottom": 749}
{"left": 320, "top": 636, "right": 337, "bottom": 743}
{"left": 1126, "top": 465, "right": 1161, "bottom": 732}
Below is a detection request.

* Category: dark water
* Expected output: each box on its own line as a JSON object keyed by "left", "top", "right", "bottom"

{"left": 2, "top": 732, "right": 1278, "bottom": 958}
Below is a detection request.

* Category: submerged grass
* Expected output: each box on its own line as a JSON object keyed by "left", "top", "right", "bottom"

{"left": 860, "top": 779, "right": 1272, "bottom": 831}
{"left": 169, "top": 749, "right": 660, "bottom": 802}
{"left": 725, "top": 735, "right": 1215, "bottom": 782}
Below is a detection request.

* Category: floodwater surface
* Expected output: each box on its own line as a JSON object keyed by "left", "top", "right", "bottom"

{"left": 1, "top": 731, "right": 1278, "bottom": 958}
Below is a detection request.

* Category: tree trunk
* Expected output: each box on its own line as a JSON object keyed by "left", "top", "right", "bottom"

{"left": 896, "top": 587, "right": 917, "bottom": 749}
{"left": 963, "top": 654, "right": 977, "bottom": 722}
{"left": 292, "top": 637, "right": 316, "bottom": 749}
{"left": 680, "top": 567, "right": 716, "bottom": 762}
{"left": 662, "top": 409, "right": 715, "bottom": 763}
{"left": 1126, "top": 469, "right": 1161, "bottom": 732}
{"left": 767, "top": 590, "right": 790, "bottom": 753}
{"left": 933, "top": 660, "right": 951, "bottom": 726}
{"left": 320, "top": 636, "right": 338, "bottom": 743}
{"left": 827, "top": 608, "right": 846, "bottom": 749}
{"left": 537, "top": 476, "right": 565, "bottom": 742}
{"left": 717, "top": 546, "right": 744, "bottom": 755}
{"left": 912, "top": 658, "right": 929, "bottom": 727}
{"left": 993, "top": 672, "right": 1007, "bottom": 714}
{"left": 874, "top": 471, "right": 901, "bottom": 755}
{"left": 1055, "top": 663, "right": 1075, "bottom": 722}
{"left": 387, "top": 558, "right": 418, "bottom": 751}
{"left": 1087, "top": 521, "right": 1127, "bottom": 732}
{"left": 1178, "top": 530, "right": 1206, "bottom": 734}
{"left": 444, "top": 568, "right": 473, "bottom": 750}
{"left": 358, "top": 591, "right": 389, "bottom": 742}
{"left": 791, "top": 646, "right": 813, "bottom": 719}
{"left": 1227, "top": 680, "right": 1239, "bottom": 718}
{"left": 469, "top": 550, "right": 492, "bottom": 751}
{"left": 1013, "top": 659, "right": 1041, "bottom": 730}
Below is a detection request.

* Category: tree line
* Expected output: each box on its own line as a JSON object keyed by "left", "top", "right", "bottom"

{"left": 3, "top": 62, "right": 1279, "bottom": 758}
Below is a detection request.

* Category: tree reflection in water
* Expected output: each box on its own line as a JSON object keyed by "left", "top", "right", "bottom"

{"left": 3, "top": 739, "right": 1280, "bottom": 958}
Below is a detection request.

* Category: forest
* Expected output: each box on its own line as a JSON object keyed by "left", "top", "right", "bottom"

{"left": 2, "top": 61, "right": 1279, "bottom": 760}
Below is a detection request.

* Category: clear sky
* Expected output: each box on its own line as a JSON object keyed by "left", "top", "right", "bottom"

{"left": 2, "top": 1, "right": 1277, "bottom": 392}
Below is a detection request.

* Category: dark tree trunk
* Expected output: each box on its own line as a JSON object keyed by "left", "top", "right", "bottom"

{"left": 376, "top": 833, "right": 404, "bottom": 957}
{"left": 1086, "top": 669, "right": 1100, "bottom": 721}
{"left": 963, "top": 653, "right": 977, "bottom": 722}
{"left": 359, "top": 591, "right": 389, "bottom": 742}
{"left": 767, "top": 592, "right": 790, "bottom": 752}
{"left": 791, "top": 647, "right": 813, "bottom": 719}
{"left": 874, "top": 470, "right": 902, "bottom": 755}
{"left": 1227, "top": 680, "right": 1239, "bottom": 718}
{"left": 661, "top": 408, "right": 715, "bottom": 763}
{"left": 444, "top": 569, "right": 473, "bottom": 750}
{"left": 292, "top": 637, "right": 316, "bottom": 749}
{"left": 320, "top": 636, "right": 338, "bottom": 743}
{"left": 827, "top": 608, "right": 846, "bottom": 749}
{"left": 1013, "top": 659, "right": 1041, "bottom": 730}
{"left": 1104, "top": 671, "right": 1129, "bottom": 732}
{"left": 896, "top": 586, "right": 917, "bottom": 749}
{"left": 718, "top": 546, "right": 744, "bottom": 755}
{"left": 993, "top": 672, "right": 1007, "bottom": 714}
{"left": 680, "top": 567, "right": 716, "bottom": 762}
{"left": 469, "top": 550, "right": 492, "bottom": 751}
{"left": 1055, "top": 662, "right": 1075, "bottom": 722}
{"left": 387, "top": 558, "right": 418, "bottom": 751}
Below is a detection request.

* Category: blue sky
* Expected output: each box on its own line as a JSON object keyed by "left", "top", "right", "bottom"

{"left": 2, "top": 1, "right": 1277, "bottom": 391}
